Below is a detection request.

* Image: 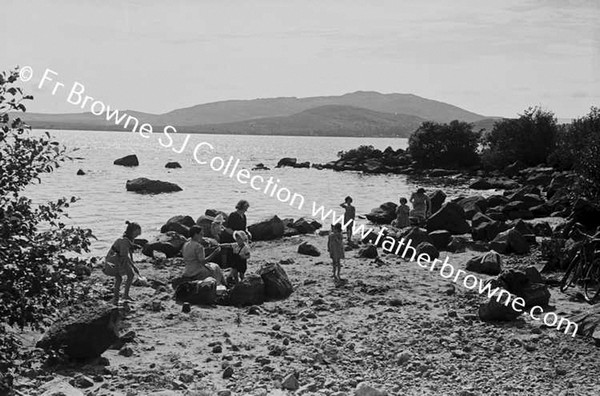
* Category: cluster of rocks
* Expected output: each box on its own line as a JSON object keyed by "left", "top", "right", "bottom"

{"left": 141, "top": 212, "right": 322, "bottom": 259}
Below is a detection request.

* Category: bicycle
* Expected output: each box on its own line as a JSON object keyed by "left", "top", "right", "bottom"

{"left": 560, "top": 237, "right": 600, "bottom": 303}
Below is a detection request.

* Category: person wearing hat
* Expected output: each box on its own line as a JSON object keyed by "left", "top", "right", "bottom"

{"left": 410, "top": 187, "right": 431, "bottom": 224}
{"left": 210, "top": 213, "right": 226, "bottom": 242}
{"left": 219, "top": 230, "right": 251, "bottom": 284}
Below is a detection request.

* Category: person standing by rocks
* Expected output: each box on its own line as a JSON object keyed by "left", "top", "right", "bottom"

{"left": 340, "top": 196, "right": 356, "bottom": 245}
{"left": 181, "top": 226, "right": 224, "bottom": 285}
{"left": 410, "top": 188, "right": 431, "bottom": 224}
{"left": 223, "top": 200, "right": 252, "bottom": 283}
{"left": 392, "top": 197, "right": 411, "bottom": 228}
{"left": 103, "top": 221, "right": 143, "bottom": 305}
{"left": 327, "top": 223, "right": 345, "bottom": 280}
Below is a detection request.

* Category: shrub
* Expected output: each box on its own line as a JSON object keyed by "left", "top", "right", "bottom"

{"left": 337, "top": 145, "right": 382, "bottom": 161}
{"left": 548, "top": 107, "right": 600, "bottom": 171}
{"left": 481, "top": 107, "right": 558, "bottom": 168}
{"left": 0, "top": 69, "right": 94, "bottom": 374}
{"left": 407, "top": 120, "right": 480, "bottom": 168}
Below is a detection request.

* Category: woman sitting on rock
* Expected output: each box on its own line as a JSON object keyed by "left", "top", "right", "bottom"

{"left": 181, "top": 226, "right": 224, "bottom": 285}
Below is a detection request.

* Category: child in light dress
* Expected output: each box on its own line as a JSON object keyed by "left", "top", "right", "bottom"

{"left": 327, "top": 223, "right": 345, "bottom": 280}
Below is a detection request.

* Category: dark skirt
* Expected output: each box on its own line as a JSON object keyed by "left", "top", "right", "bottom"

{"left": 228, "top": 250, "right": 247, "bottom": 274}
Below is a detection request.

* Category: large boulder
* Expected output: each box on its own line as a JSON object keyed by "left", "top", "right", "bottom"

{"left": 142, "top": 231, "right": 187, "bottom": 258}
{"left": 248, "top": 215, "right": 285, "bottom": 241}
{"left": 36, "top": 303, "right": 121, "bottom": 359}
{"left": 298, "top": 242, "right": 320, "bottom": 257}
{"left": 426, "top": 202, "right": 470, "bottom": 235}
{"left": 570, "top": 198, "right": 600, "bottom": 230}
{"left": 416, "top": 242, "right": 439, "bottom": 260}
{"left": 471, "top": 212, "right": 493, "bottom": 228}
{"left": 114, "top": 154, "right": 139, "bottom": 167}
{"left": 366, "top": 202, "right": 397, "bottom": 224}
{"left": 258, "top": 262, "right": 293, "bottom": 299}
{"left": 401, "top": 227, "right": 433, "bottom": 247}
{"left": 491, "top": 267, "right": 550, "bottom": 307}
{"left": 466, "top": 250, "right": 502, "bottom": 275}
{"left": 428, "top": 190, "right": 447, "bottom": 214}
{"left": 292, "top": 218, "right": 322, "bottom": 234}
{"left": 428, "top": 230, "right": 451, "bottom": 251}
{"left": 160, "top": 215, "right": 195, "bottom": 237}
{"left": 479, "top": 292, "right": 522, "bottom": 322}
{"left": 456, "top": 196, "right": 488, "bottom": 220}
{"left": 472, "top": 220, "right": 508, "bottom": 242}
{"left": 126, "top": 178, "right": 182, "bottom": 194}
{"left": 228, "top": 274, "right": 266, "bottom": 307}
{"left": 490, "top": 228, "right": 529, "bottom": 254}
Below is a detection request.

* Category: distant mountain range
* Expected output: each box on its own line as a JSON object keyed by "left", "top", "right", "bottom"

{"left": 20, "top": 91, "right": 500, "bottom": 137}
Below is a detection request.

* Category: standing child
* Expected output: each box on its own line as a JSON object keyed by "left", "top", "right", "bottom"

{"left": 340, "top": 196, "right": 356, "bottom": 245}
{"left": 393, "top": 197, "right": 411, "bottom": 228}
{"left": 103, "top": 221, "right": 142, "bottom": 305}
{"left": 327, "top": 223, "right": 345, "bottom": 280}
{"left": 219, "top": 230, "right": 251, "bottom": 285}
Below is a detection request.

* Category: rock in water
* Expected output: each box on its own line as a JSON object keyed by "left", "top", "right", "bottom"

{"left": 76, "top": 169, "right": 85, "bottom": 176}
{"left": 228, "top": 274, "right": 266, "bottom": 307}
{"left": 113, "top": 154, "right": 139, "bottom": 167}
{"left": 354, "top": 382, "right": 388, "bottom": 396}
{"left": 276, "top": 157, "right": 297, "bottom": 168}
{"left": 258, "top": 262, "right": 293, "bottom": 299}
{"left": 298, "top": 242, "right": 321, "bottom": 257}
{"left": 36, "top": 303, "right": 121, "bottom": 359}
{"left": 165, "top": 161, "right": 182, "bottom": 169}
{"left": 426, "top": 202, "right": 470, "bottom": 235}
{"left": 126, "top": 177, "right": 182, "bottom": 194}
{"left": 465, "top": 250, "right": 502, "bottom": 275}
{"left": 248, "top": 216, "right": 285, "bottom": 241}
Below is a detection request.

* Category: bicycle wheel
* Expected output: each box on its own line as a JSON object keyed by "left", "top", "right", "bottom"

{"left": 584, "top": 258, "right": 600, "bottom": 303}
{"left": 560, "top": 250, "right": 583, "bottom": 292}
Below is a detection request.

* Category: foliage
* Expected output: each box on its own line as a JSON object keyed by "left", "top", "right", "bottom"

{"left": 407, "top": 120, "right": 480, "bottom": 168}
{"left": 548, "top": 107, "right": 600, "bottom": 171}
{"left": 0, "top": 69, "right": 94, "bottom": 373}
{"left": 337, "top": 145, "right": 383, "bottom": 161}
{"left": 572, "top": 108, "right": 600, "bottom": 200}
{"left": 481, "top": 107, "right": 558, "bottom": 168}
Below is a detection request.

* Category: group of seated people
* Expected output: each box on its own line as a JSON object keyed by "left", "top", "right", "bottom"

{"left": 180, "top": 199, "right": 252, "bottom": 287}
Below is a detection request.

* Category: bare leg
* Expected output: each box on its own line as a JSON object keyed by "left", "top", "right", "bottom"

{"left": 113, "top": 275, "right": 122, "bottom": 304}
{"left": 123, "top": 274, "right": 134, "bottom": 300}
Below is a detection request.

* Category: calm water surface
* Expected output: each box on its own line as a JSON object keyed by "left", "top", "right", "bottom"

{"left": 24, "top": 130, "right": 472, "bottom": 255}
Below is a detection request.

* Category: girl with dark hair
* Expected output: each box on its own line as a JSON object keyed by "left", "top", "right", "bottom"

{"left": 181, "top": 226, "right": 225, "bottom": 285}
{"left": 103, "top": 221, "right": 142, "bottom": 305}
{"left": 223, "top": 200, "right": 252, "bottom": 283}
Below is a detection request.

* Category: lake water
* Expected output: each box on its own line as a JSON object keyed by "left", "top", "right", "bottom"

{"left": 24, "top": 130, "right": 471, "bottom": 255}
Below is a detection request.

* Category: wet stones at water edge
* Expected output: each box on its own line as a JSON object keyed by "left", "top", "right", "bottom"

{"left": 165, "top": 161, "right": 182, "bottom": 169}
{"left": 125, "top": 177, "right": 182, "bottom": 194}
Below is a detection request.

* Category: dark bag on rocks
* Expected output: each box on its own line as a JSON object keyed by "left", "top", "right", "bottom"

{"left": 258, "top": 262, "right": 293, "bottom": 299}
{"left": 229, "top": 274, "right": 266, "bottom": 307}
{"left": 174, "top": 278, "right": 217, "bottom": 305}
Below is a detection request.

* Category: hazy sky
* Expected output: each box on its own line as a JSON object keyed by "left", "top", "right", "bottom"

{"left": 2, "top": 0, "right": 599, "bottom": 118}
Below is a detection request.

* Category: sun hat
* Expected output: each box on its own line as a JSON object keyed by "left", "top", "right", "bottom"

{"left": 213, "top": 214, "right": 225, "bottom": 223}
{"left": 233, "top": 230, "right": 249, "bottom": 244}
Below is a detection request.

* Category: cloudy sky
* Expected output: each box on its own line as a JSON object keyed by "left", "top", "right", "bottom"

{"left": 2, "top": 0, "right": 598, "bottom": 118}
